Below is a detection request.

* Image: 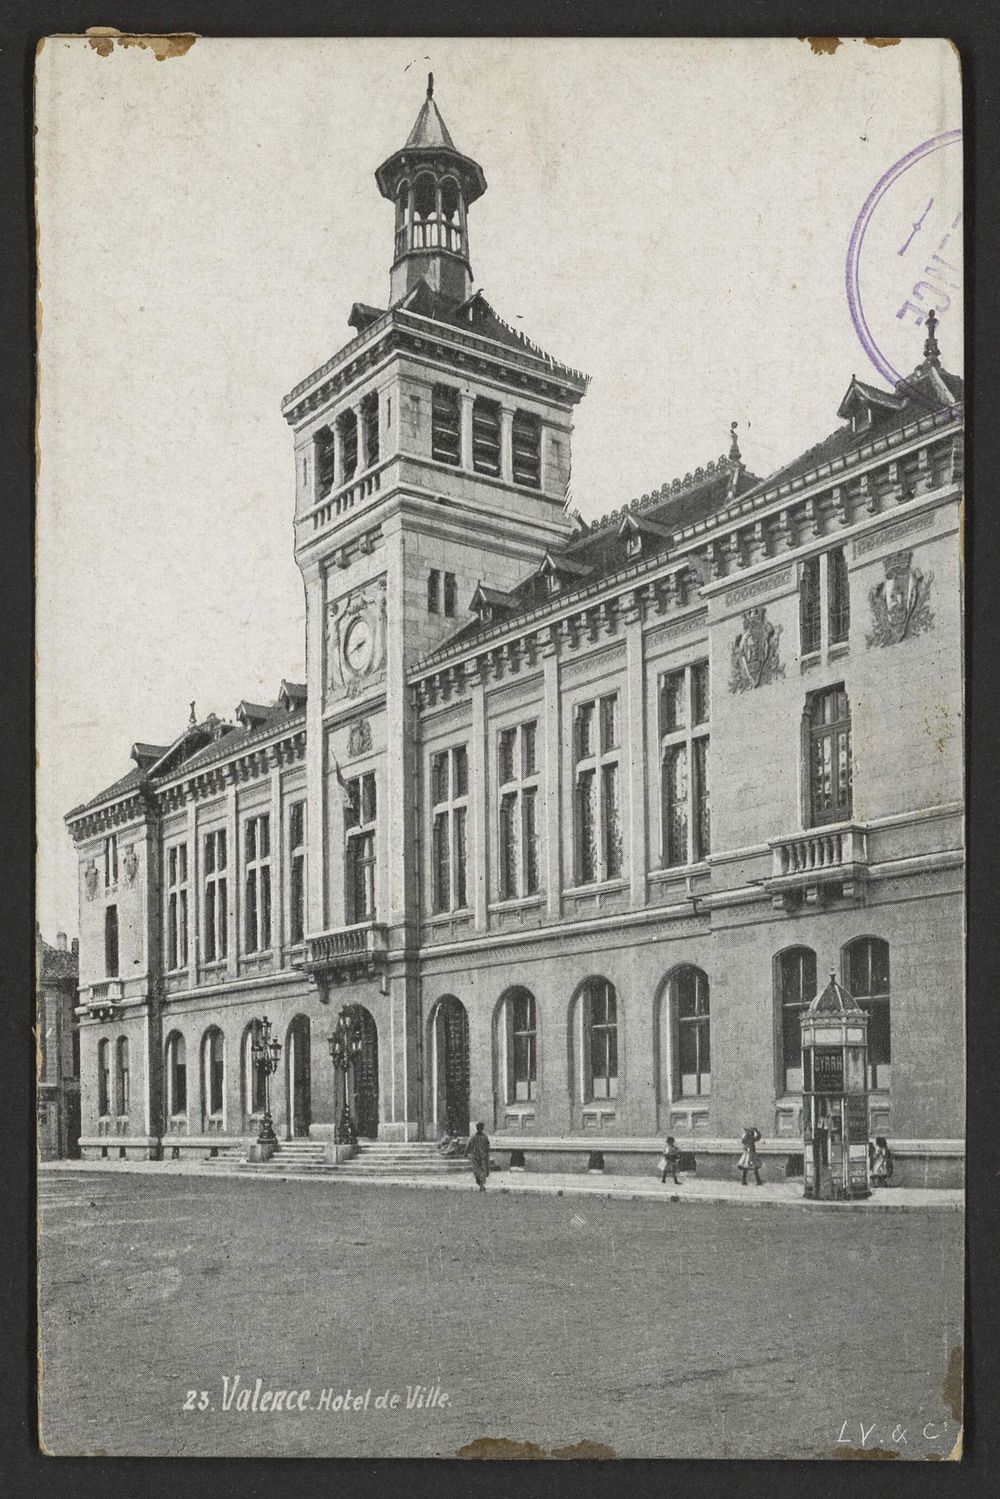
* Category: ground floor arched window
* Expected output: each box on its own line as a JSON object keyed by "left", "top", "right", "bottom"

{"left": 203, "top": 1027, "right": 225, "bottom": 1122}
{"left": 668, "top": 966, "right": 710, "bottom": 1098}
{"left": 97, "top": 1038, "right": 110, "bottom": 1117}
{"left": 574, "top": 978, "right": 619, "bottom": 1102}
{"left": 115, "top": 1036, "right": 130, "bottom": 1116}
{"left": 774, "top": 947, "right": 817, "bottom": 1095}
{"left": 844, "top": 936, "right": 891, "bottom": 1089}
{"left": 496, "top": 988, "right": 537, "bottom": 1104}
{"left": 165, "top": 1032, "right": 187, "bottom": 1117}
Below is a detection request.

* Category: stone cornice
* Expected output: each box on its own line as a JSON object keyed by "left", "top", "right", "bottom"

{"left": 281, "top": 306, "right": 588, "bottom": 427}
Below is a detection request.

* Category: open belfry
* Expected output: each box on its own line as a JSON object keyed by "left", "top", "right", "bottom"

{"left": 66, "top": 80, "right": 964, "bottom": 1185}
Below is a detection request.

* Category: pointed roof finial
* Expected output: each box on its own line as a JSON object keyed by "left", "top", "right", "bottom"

{"left": 729, "top": 420, "right": 741, "bottom": 463}
{"left": 923, "top": 307, "right": 940, "bottom": 365}
{"left": 188, "top": 700, "right": 197, "bottom": 726}
{"left": 427, "top": 71, "right": 434, "bottom": 99}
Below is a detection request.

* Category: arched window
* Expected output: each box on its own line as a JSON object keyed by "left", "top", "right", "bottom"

{"left": 669, "top": 966, "right": 711, "bottom": 1098}
{"left": 243, "top": 1024, "right": 266, "bottom": 1117}
{"left": 166, "top": 1032, "right": 187, "bottom": 1117}
{"left": 844, "top": 937, "right": 891, "bottom": 1089}
{"left": 576, "top": 979, "right": 618, "bottom": 1102}
{"left": 413, "top": 174, "right": 438, "bottom": 249}
{"left": 115, "top": 1037, "right": 130, "bottom": 1116}
{"left": 97, "top": 1039, "right": 110, "bottom": 1117}
{"left": 774, "top": 948, "right": 817, "bottom": 1094}
{"left": 203, "top": 1027, "right": 225, "bottom": 1120}
{"left": 808, "top": 685, "right": 852, "bottom": 826}
{"left": 440, "top": 177, "right": 463, "bottom": 253}
{"left": 497, "top": 988, "right": 537, "bottom": 1104}
{"left": 394, "top": 180, "right": 410, "bottom": 258}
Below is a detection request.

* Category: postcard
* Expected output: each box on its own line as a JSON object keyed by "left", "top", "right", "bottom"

{"left": 35, "top": 34, "right": 964, "bottom": 1459}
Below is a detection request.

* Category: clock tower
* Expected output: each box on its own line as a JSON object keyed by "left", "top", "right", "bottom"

{"left": 282, "top": 79, "right": 588, "bottom": 1138}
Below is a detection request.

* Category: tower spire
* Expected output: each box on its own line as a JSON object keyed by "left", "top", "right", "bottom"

{"left": 375, "top": 80, "right": 487, "bottom": 306}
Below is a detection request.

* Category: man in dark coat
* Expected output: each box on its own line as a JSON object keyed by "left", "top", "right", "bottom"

{"left": 465, "top": 1121, "right": 491, "bottom": 1191}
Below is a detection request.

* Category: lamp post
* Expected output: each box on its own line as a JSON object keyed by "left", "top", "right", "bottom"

{"left": 328, "top": 1005, "right": 364, "bottom": 1145}
{"left": 251, "top": 1014, "right": 282, "bottom": 1147}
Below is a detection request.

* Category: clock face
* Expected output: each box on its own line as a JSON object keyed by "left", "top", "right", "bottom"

{"left": 343, "top": 613, "right": 375, "bottom": 676}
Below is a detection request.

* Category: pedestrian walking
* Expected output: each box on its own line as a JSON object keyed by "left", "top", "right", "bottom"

{"left": 464, "top": 1121, "right": 491, "bottom": 1191}
{"left": 659, "top": 1136, "right": 681, "bottom": 1185}
{"left": 869, "top": 1135, "right": 894, "bottom": 1188}
{"left": 737, "top": 1125, "right": 763, "bottom": 1186}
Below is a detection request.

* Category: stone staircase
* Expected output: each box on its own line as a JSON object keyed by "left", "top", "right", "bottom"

{"left": 337, "top": 1141, "right": 469, "bottom": 1176}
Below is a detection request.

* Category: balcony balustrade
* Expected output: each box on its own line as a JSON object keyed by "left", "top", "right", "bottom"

{"left": 296, "top": 922, "right": 390, "bottom": 986}
{"left": 765, "top": 823, "right": 869, "bottom": 909}
{"left": 82, "top": 978, "right": 125, "bottom": 1017}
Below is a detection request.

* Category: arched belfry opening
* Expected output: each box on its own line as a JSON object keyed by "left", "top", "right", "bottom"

{"left": 375, "top": 74, "right": 487, "bottom": 307}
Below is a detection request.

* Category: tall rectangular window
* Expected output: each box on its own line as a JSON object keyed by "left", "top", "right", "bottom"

{"left": 104, "top": 832, "right": 118, "bottom": 888}
{"left": 97, "top": 1040, "right": 110, "bottom": 1117}
{"left": 574, "top": 693, "right": 622, "bottom": 884}
{"left": 443, "top": 571, "right": 457, "bottom": 618}
{"left": 338, "top": 409, "right": 358, "bottom": 481}
{"left": 104, "top": 905, "right": 119, "bottom": 978}
{"left": 472, "top": 397, "right": 501, "bottom": 476}
{"left": 512, "top": 409, "right": 541, "bottom": 488}
{"left": 203, "top": 829, "right": 228, "bottom": 962}
{"left": 808, "top": 685, "right": 852, "bottom": 825}
{"left": 800, "top": 556, "right": 821, "bottom": 654}
{"left": 430, "top": 746, "right": 469, "bottom": 913}
{"left": 498, "top": 721, "right": 540, "bottom": 900}
{"left": 431, "top": 384, "right": 461, "bottom": 465}
{"left": 659, "top": 661, "right": 711, "bottom": 866}
{"left": 427, "top": 568, "right": 441, "bottom": 614}
{"left": 346, "top": 772, "right": 378, "bottom": 922}
{"left": 166, "top": 843, "right": 189, "bottom": 970}
{"left": 288, "top": 801, "right": 306, "bottom": 945}
{"left": 828, "top": 546, "right": 851, "bottom": 644}
{"left": 244, "top": 814, "right": 272, "bottom": 953}
{"left": 361, "top": 391, "right": 380, "bottom": 468}
{"left": 315, "top": 426, "right": 336, "bottom": 494}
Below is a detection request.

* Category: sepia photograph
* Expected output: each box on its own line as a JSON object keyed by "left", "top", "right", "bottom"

{"left": 34, "top": 34, "right": 964, "bottom": 1460}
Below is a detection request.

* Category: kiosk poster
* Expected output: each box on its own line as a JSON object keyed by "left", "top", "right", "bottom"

{"left": 35, "top": 35, "right": 965, "bottom": 1461}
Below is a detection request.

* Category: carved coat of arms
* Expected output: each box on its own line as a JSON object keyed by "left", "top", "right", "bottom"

{"left": 866, "top": 549, "right": 934, "bottom": 648}
{"left": 729, "top": 606, "right": 784, "bottom": 692}
{"left": 122, "top": 846, "right": 139, "bottom": 886}
{"left": 84, "top": 863, "right": 99, "bottom": 901}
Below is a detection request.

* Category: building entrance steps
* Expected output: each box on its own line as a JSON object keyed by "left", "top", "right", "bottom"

{"left": 338, "top": 1141, "right": 469, "bottom": 1174}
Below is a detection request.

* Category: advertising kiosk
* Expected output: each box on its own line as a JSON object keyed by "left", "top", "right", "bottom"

{"left": 801, "top": 972, "right": 870, "bottom": 1200}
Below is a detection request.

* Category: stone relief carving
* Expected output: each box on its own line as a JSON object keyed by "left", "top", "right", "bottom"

{"left": 84, "top": 863, "right": 99, "bottom": 901}
{"left": 728, "top": 606, "right": 784, "bottom": 692}
{"left": 347, "top": 718, "right": 373, "bottom": 757}
{"left": 326, "top": 575, "right": 388, "bottom": 700}
{"left": 122, "top": 845, "right": 139, "bottom": 886}
{"left": 866, "top": 548, "right": 934, "bottom": 648}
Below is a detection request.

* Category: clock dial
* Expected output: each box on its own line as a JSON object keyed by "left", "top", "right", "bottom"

{"left": 343, "top": 614, "right": 375, "bottom": 675}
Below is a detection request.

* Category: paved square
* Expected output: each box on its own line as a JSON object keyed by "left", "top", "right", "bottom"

{"left": 39, "top": 1171, "right": 962, "bottom": 1459}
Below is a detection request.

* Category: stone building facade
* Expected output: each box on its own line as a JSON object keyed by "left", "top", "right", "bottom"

{"left": 67, "top": 82, "right": 964, "bottom": 1184}
{"left": 37, "top": 927, "right": 80, "bottom": 1159}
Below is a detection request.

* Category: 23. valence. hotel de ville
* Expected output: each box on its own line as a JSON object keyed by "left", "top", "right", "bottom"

{"left": 66, "top": 82, "right": 964, "bottom": 1185}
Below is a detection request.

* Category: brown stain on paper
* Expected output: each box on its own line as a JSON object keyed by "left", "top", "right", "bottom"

{"left": 803, "top": 37, "right": 901, "bottom": 55}
{"left": 85, "top": 27, "right": 196, "bottom": 61}
{"left": 834, "top": 1446, "right": 900, "bottom": 1461}
{"left": 456, "top": 1436, "right": 615, "bottom": 1460}
{"left": 942, "top": 1344, "right": 963, "bottom": 1422}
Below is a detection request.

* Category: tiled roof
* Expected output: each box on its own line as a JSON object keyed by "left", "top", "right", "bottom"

{"left": 421, "top": 456, "right": 756, "bottom": 663}
{"left": 39, "top": 941, "right": 78, "bottom": 982}
{"left": 743, "top": 362, "right": 963, "bottom": 500}
{"left": 67, "top": 764, "right": 148, "bottom": 819}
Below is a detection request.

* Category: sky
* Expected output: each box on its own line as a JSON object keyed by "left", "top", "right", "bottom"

{"left": 35, "top": 35, "right": 962, "bottom": 939}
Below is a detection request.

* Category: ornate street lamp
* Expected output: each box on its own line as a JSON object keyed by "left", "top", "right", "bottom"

{"left": 328, "top": 1005, "right": 364, "bottom": 1145}
{"left": 251, "top": 1014, "right": 282, "bottom": 1146}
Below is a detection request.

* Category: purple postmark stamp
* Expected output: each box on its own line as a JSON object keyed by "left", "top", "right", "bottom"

{"left": 846, "top": 129, "right": 963, "bottom": 388}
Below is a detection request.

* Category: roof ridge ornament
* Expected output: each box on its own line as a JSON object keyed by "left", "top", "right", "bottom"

{"left": 427, "top": 71, "right": 434, "bottom": 99}
{"left": 729, "top": 420, "right": 741, "bottom": 463}
{"left": 923, "top": 307, "right": 941, "bottom": 366}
